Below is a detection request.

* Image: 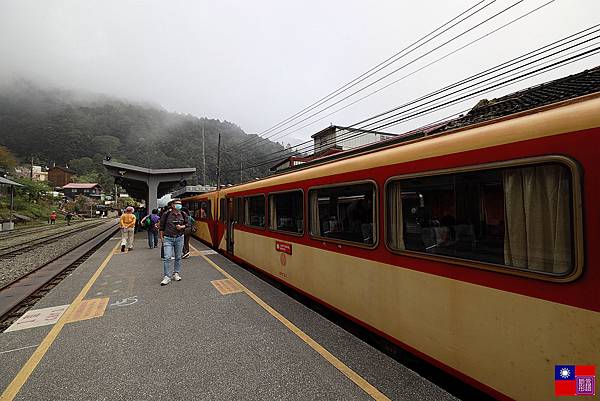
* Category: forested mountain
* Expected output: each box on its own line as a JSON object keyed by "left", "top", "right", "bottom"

{"left": 0, "top": 80, "right": 288, "bottom": 189}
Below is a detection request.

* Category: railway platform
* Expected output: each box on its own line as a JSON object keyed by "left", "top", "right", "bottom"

{"left": 0, "top": 234, "right": 457, "bottom": 401}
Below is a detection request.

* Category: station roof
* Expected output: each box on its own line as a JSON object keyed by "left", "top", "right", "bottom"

{"left": 102, "top": 160, "right": 196, "bottom": 201}
{"left": 431, "top": 65, "right": 600, "bottom": 134}
{"left": 102, "top": 161, "right": 196, "bottom": 175}
{"left": 0, "top": 177, "right": 23, "bottom": 187}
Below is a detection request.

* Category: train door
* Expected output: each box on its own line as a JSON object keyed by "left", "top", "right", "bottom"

{"left": 226, "top": 197, "right": 235, "bottom": 255}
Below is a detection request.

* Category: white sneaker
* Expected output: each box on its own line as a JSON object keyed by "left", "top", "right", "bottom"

{"left": 160, "top": 276, "right": 171, "bottom": 286}
{"left": 173, "top": 273, "right": 182, "bottom": 281}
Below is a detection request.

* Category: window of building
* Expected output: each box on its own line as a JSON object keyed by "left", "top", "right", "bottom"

{"left": 269, "top": 191, "right": 303, "bottom": 234}
{"left": 244, "top": 195, "right": 265, "bottom": 228}
{"left": 386, "top": 161, "right": 576, "bottom": 276}
{"left": 309, "top": 182, "right": 376, "bottom": 246}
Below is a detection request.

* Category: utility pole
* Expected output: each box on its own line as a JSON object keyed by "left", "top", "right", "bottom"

{"left": 216, "top": 132, "right": 221, "bottom": 189}
{"left": 240, "top": 157, "right": 243, "bottom": 183}
{"left": 30, "top": 156, "right": 34, "bottom": 179}
{"left": 202, "top": 124, "right": 206, "bottom": 185}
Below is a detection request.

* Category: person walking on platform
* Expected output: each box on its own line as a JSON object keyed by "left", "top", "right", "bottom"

{"left": 141, "top": 209, "right": 161, "bottom": 249}
{"left": 119, "top": 206, "right": 136, "bottom": 252}
{"left": 159, "top": 199, "right": 189, "bottom": 285}
{"left": 182, "top": 206, "right": 196, "bottom": 259}
{"left": 49, "top": 211, "right": 57, "bottom": 225}
{"left": 134, "top": 208, "right": 144, "bottom": 233}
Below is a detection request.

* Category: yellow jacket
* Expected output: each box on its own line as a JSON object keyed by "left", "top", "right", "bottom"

{"left": 120, "top": 213, "right": 136, "bottom": 229}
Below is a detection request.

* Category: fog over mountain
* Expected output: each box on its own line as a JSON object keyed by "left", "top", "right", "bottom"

{"left": 1, "top": 0, "right": 599, "bottom": 143}
{"left": 0, "top": 80, "right": 286, "bottom": 187}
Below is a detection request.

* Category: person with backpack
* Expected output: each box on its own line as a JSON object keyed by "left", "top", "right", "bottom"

{"left": 182, "top": 206, "right": 196, "bottom": 259}
{"left": 159, "top": 199, "right": 189, "bottom": 286}
{"left": 141, "top": 209, "right": 161, "bottom": 249}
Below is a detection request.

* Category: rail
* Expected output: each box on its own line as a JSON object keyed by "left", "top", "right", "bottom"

{"left": 0, "top": 221, "right": 119, "bottom": 331}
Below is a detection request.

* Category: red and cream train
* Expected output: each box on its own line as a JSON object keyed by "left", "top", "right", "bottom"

{"left": 183, "top": 93, "right": 600, "bottom": 401}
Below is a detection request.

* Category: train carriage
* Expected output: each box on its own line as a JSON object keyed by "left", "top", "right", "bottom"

{"left": 183, "top": 191, "right": 219, "bottom": 248}
{"left": 185, "top": 90, "right": 600, "bottom": 400}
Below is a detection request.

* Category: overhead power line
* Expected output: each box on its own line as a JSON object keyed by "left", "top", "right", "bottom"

{"left": 235, "top": 26, "right": 600, "bottom": 168}
{"left": 237, "top": 0, "right": 530, "bottom": 154}
{"left": 263, "top": 0, "right": 558, "bottom": 145}
{"left": 230, "top": 0, "right": 497, "bottom": 151}
{"left": 227, "top": 37, "right": 600, "bottom": 174}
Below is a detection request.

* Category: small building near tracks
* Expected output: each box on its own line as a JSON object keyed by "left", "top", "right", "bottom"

{"left": 0, "top": 176, "right": 24, "bottom": 231}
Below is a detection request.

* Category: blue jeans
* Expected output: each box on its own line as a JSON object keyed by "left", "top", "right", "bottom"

{"left": 147, "top": 228, "right": 159, "bottom": 248}
{"left": 162, "top": 235, "right": 184, "bottom": 278}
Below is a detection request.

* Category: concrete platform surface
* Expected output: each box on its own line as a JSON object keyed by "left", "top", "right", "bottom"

{"left": 0, "top": 234, "right": 457, "bottom": 401}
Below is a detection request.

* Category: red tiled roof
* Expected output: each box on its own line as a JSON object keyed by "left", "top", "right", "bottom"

{"left": 62, "top": 183, "right": 99, "bottom": 189}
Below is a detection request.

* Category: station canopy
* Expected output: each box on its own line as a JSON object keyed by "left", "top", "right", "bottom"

{"left": 103, "top": 160, "right": 196, "bottom": 212}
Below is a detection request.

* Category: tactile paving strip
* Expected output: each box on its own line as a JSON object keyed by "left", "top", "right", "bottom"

{"left": 66, "top": 297, "right": 109, "bottom": 323}
{"left": 210, "top": 279, "right": 243, "bottom": 295}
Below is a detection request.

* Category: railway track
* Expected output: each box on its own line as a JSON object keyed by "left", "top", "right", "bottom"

{"left": 0, "top": 221, "right": 119, "bottom": 331}
{"left": 0, "top": 220, "right": 88, "bottom": 240}
{"left": 0, "top": 221, "right": 106, "bottom": 258}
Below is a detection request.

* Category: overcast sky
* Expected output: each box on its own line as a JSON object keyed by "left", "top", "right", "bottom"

{"left": 1, "top": 0, "right": 599, "bottom": 146}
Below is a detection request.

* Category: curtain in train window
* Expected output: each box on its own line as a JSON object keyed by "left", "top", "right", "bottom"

{"left": 244, "top": 195, "right": 265, "bottom": 228}
{"left": 387, "top": 181, "right": 405, "bottom": 250}
{"left": 503, "top": 165, "right": 571, "bottom": 273}
{"left": 309, "top": 191, "right": 320, "bottom": 236}
{"left": 387, "top": 163, "right": 573, "bottom": 275}
{"left": 309, "top": 183, "right": 375, "bottom": 245}
{"left": 269, "top": 191, "right": 303, "bottom": 234}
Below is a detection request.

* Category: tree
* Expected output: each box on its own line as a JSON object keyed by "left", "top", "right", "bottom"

{"left": 0, "top": 146, "right": 17, "bottom": 173}
{"left": 64, "top": 194, "right": 96, "bottom": 216}
{"left": 15, "top": 177, "right": 52, "bottom": 201}
{"left": 69, "top": 157, "right": 96, "bottom": 175}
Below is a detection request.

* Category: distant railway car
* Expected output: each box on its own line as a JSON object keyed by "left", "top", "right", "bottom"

{"left": 182, "top": 191, "right": 219, "bottom": 247}
{"left": 185, "top": 92, "right": 600, "bottom": 400}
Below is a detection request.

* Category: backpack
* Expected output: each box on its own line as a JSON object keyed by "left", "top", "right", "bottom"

{"left": 161, "top": 210, "right": 190, "bottom": 232}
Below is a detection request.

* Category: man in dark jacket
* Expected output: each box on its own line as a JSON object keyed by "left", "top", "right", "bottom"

{"left": 159, "top": 199, "right": 189, "bottom": 286}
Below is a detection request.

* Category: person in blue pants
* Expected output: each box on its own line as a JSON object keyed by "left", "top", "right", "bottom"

{"left": 158, "top": 200, "right": 189, "bottom": 286}
{"left": 141, "top": 209, "right": 161, "bottom": 248}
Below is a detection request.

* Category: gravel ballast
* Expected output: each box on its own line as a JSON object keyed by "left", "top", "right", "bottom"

{"left": 0, "top": 220, "right": 118, "bottom": 288}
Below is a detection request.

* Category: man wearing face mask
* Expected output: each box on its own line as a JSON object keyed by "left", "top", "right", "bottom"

{"left": 158, "top": 199, "right": 189, "bottom": 286}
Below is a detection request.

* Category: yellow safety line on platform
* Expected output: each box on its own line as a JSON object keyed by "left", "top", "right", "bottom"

{"left": 0, "top": 242, "right": 119, "bottom": 401}
{"left": 193, "top": 246, "right": 391, "bottom": 401}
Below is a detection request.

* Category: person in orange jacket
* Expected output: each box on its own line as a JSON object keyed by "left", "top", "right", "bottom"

{"left": 119, "top": 206, "right": 136, "bottom": 252}
{"left": 49, "top": 211, "right": 57, "bottom": 225}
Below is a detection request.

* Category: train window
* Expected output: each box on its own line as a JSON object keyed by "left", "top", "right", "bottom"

{"left": 386, "top": 162, "right": 576, "bottom": 276}
{"left": 219, "top": 198, "right": 226, "bottom": 223}
{"left": 234, "top": 197, "right": 244, "bottom": 223}
{"left": 309, "top": 182, "right": 376, "bottom": 246}
{"left": 196, "top": 200, "right": 211, "bottom": 220}
{"left": 244, "top": 195, "right": 265, "bottom": 228}
{"left": 268, "top": 191, "right": 303, "bottom": 234}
